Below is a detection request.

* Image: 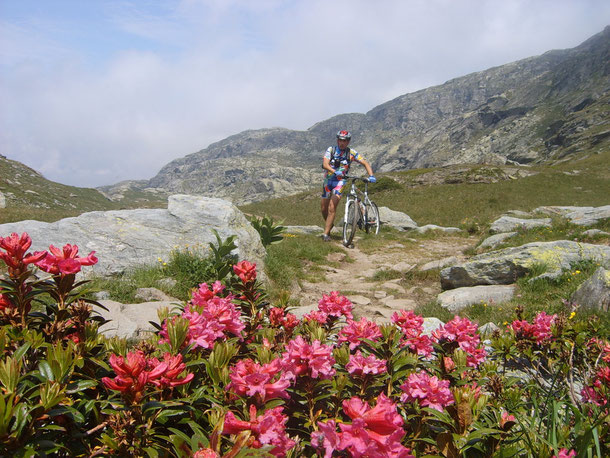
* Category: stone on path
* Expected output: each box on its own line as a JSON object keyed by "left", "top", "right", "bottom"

{"left": 489, "top": 216, "right": 552, "bottom": 234}
{"left": 437, "top": 285, "right": 516, "bottom": 312}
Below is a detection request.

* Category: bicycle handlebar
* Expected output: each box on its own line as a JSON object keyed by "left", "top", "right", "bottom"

{"left": 343, "top": 176, "right": 371, "bottom": 183}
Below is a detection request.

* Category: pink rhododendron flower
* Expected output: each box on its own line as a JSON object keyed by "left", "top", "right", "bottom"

{"left": 432, "top": 316, "right": 487, "bottom": 367}
{"left": 338, "top": 317, "right": 382, "bottom": 349}
{"left": 190, "top": 280, "right": 228, "bottom": 306}
{"left": 511, "top": 311, "right": 556, "bottom": 344}
{"left": 160, "top": 282, "right": 245, "bottom": 350}
{"left": 553, "top": 449, "right": 576, "bottom": 458}
{"left": 280, "top": 335, "right": 336, "bottom": 380}
{"left": 223, "top": 405, "right": 295, "bottom": 457}
{"left": 102, "top": 351, "right": 168, "bottom": 402}
{"left": 35, "top": 243, "right": 97, "bottom": 276}
{"left": 311, "top": 419, "right": 341, "bottom": 458}
{"left": 346, "top": 350, "right": 387, "bottom": 376}
{"left": 303, "top": 310, "right": 328, "bottom": 324}
{"left": 392, "top": 310, "right": 434, "bottom": 356}
{"left": 318, "top": 291, "right": 353, "bottom": 320}
{"left": 269, "top": 307, "right": 300, "bottom": 331}
{"left": 400, "top": 371, "right": 454, "bottom": 412}
{"left": 147, "top": 353, "right": 194, "bottom": 389}
{"left": 233, "top": 260, "right": 257, "bottom": 283}
{"left": 392, "top": 310, "right": 424, "bottom": 338}
{"left": 0, "top": 232, "right": 47, "bottom": 276}
{"left": 581, "top": 366, "right": 610, "bottom": 406}
{"left": 227, "top": 358, "right": 290, "bottom": 403}
{"left": 313, "top": 394, "right": 413, "bottom": 457}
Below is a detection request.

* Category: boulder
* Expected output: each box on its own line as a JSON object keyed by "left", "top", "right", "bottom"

{"left": 420, "top": 256, "right": 459, "bottom": 272}
{"left": 378, "top": 207, "right": 418, "bottom": 231}
{"left": 570, "top": 267, "right": 610, "bottom": 312}
{"left": 97, "top": 300, "right": 179, "bottom": 339}
{"left": 489, "top": 216, "right": 552, "bottom": 234}
{"left": 0, "top": 194, "right": 266, "bottom": 277}
{"left": 437, "top": 285, "right": 516, "bottom": 312}
{"left": 440, "top": 241, "right": 610, "bottom": 290}
{"left": 534, "top": 205, "right": 610, "bottom": 226}
{"left": 478, "top": 232, "right": 517, "bottom": 250}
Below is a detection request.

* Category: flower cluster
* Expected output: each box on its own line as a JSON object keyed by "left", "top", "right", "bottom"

{"left": 399, "top": 371, "right": 455, "bottom": 412}
{"left": 338, "top": 317, "right": 382, "bottom": 350}
{"left": 102, "top": 351, "right": 192, "bottom": 402}
{"left": 511, "top": 311, "right": 556, "bottom": 344}
{"left": 0, "top": 232, "right": 46, "bottom": 276}
{"left": 233, "top": 260, "right": 257, "bottom": 284}
{"left": 226, "top": 358, "right": 291, "bottom": 404}
{"left": 317, "top": 291, "right": 354, "bottom": 321}
{"left": 432, "top": 315, "right": 487, "bottom": 367}
{"left": 223, "top": 405, "right": 295, "bottom": 457}
{"left": 312, "top": 393, "right": 413, "bottom": 457}
{"left": 346, "top": 350, "right": 387, "bottom": 376}
{"left": 160, "top": 281, "right": 244, "bottom": 349}
{"left": 279, "top": 335, "right": 336, "bottom": 380}
{"left": 269, "top": 307, "right": 300, "bottom": 332}
{"left": 35, "top": 243, "right": 98, "bottom": 276}
{"left": 392, "top": 310, "right": 434, "bottom": 356}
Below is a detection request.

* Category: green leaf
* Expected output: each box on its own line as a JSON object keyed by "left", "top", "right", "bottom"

{"left": 38, "top": 361, "right": 54, "bottom": 381}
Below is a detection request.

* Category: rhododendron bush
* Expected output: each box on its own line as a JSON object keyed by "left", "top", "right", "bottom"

{"left": 1, "top": 232, "right": 609, "bottom": 457}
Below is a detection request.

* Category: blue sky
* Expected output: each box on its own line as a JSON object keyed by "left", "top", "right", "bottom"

{"left": 1, "top": 0, "right": 609, "bottom": 188}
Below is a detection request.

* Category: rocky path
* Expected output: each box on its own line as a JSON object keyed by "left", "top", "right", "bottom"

{"left": 290, "top": 232, "right": 477, "bottom": 323}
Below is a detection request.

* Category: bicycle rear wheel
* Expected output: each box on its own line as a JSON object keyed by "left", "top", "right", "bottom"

{"left": 364, "top": 201, "right": 380, "bottom": 234}
{"left": 343, "top": 199, "right": 358, "bottom": 247}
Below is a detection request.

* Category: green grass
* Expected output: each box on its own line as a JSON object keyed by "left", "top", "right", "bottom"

{"left": 264, "top": 233, "right": 345, "bottom": 295}
{"left": 87, "top": 246, "right": 221, "bottom": 303}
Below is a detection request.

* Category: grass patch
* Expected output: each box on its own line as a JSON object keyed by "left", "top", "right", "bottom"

{"left": 264, "top": 233, "right": 345, "bottom": 296}
{"left": 88, "top": 246, "right": 224, "bottom": 303}
{"left": 240, "top": 150, "right": 610, "bottom": 228}
{"left": 369, "top": 269, "right": 403, "bottom": 282}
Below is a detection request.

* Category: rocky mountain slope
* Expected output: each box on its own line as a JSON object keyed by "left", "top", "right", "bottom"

{"left": 104, "top": 27, "right": 610, "bottom": 203}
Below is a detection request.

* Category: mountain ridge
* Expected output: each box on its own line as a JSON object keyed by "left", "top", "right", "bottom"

{"left": 101, "top": 26, "right": 608, "bottom": 204}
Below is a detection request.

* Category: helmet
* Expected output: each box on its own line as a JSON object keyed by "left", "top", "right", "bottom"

{"left": 336, "top": 130, "right": 351, "bottom": 140}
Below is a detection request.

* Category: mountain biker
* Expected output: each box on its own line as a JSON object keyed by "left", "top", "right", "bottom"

{"left": 320, "top": 130, "right": 376, "bottom": 241}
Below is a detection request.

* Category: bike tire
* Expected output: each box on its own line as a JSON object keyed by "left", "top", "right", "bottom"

{"left": 343, "top": 199, "right": 358, "bottom": 247}
{"left": 365, "top": 201, "right": 380, "bottom": 234}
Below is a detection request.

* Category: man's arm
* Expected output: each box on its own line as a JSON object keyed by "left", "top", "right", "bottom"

{"left": 323, "top": 157, "right": 336, "bottom": 175}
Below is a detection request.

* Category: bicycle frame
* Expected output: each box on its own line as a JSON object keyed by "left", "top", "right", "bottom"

{"left": 342, "top": 176, "right": 379, "bottom": 246}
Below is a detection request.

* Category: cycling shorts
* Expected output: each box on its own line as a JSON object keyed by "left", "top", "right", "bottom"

{"left": 322, "top": 176, "right": 346, "bottom": 198}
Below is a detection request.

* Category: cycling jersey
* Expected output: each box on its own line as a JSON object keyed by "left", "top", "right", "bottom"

{"left": 323, "top": 146, "right": 365, "bottom": 178}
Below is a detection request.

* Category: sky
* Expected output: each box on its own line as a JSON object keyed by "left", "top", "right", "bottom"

{"left": 1, "top": 1, "right": 609, "bottom": 188}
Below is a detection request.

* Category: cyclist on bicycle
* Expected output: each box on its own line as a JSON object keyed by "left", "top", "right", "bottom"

{"left": 321, "top": 130, "right": 376, "bottom": 241}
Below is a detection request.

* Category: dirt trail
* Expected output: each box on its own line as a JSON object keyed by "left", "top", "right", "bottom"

{"left": 291, "top": 232, "right": 478, "bottom": 323}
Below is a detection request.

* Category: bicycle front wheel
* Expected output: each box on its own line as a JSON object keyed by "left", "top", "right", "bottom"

{"left": 364, "top": 201, "right": 380, "bottom": 234}
{"left": 343, "top": 199, "right": 358, "bottom": 247}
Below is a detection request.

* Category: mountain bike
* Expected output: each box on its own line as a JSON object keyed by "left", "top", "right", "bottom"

{"left": 342, "top": 176, "right": 380, "bottom": 247}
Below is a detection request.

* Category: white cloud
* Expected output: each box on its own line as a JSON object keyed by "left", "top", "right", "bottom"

{"left": 1, "top": 0, "right": 609, "bottom": 187}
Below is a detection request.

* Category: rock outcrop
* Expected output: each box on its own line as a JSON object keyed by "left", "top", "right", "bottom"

{"left": 570, "top": 267, "right": 610, "bottom": 312}
{"left": 440, "top": 241, "right": 610, "bottom": 290}
{"left": 0, "top": 195, "right": 266, "bottom": 276}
